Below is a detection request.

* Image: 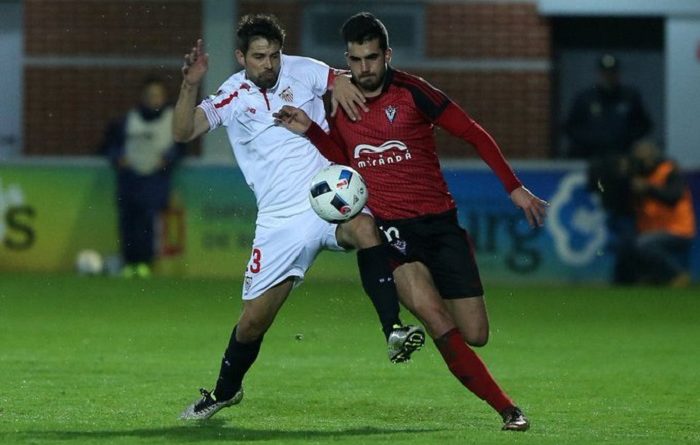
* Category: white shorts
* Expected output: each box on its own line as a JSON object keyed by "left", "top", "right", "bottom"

{"left": 241, "top": 207, "right": 345, "bottom": 300}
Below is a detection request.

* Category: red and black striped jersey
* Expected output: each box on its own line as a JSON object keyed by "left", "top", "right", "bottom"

{"left": 306, "top": 68, "right": 521, "bottom": 220}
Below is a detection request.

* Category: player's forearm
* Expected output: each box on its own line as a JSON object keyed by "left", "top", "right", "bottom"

{"left": 468, "top": 125, "right": 522, "bottom": 193}
{"left": 437, "top": 102, "right": 521, "bottom": 193}
{"left": 305, "top": 123, "right": 349, "bottom": 164}
{"left": 173, "top": 81, "right": 200, "bottom": 142}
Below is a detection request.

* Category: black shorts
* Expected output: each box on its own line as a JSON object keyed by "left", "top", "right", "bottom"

{"left": 375, "top": 209, "right": 484, "bottom": 299}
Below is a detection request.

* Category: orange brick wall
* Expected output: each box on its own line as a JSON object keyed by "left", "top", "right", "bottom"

{"left": 22, "top": 0, "right": 551, "bottom": 158}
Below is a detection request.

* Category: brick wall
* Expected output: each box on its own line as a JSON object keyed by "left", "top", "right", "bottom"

{"left": 22, "top": 0, "right": 551, "bottom": 158}
{"left": 24, "top": 67, "right": 186, "bottom": 156}
{"left": 416, "top": 70, "right": 550, "bottom": 158}
{"left": 23, "top": 0, "right": 201, "bottom": 156}
{"left": 426, "top": 2, "right": 549, "bottom": 59}
{"left": 422, "top": 2, "right": 550, "bottom": 158}
{"left": 25, "top": 0, "right": 198, "bottom": 56}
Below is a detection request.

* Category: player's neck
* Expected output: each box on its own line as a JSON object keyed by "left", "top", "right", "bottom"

{"left": 361, "top": 76, "right": 387, "bottom": 98}
{"left": 362, "top": 88, "right": 382, "bottom": 98}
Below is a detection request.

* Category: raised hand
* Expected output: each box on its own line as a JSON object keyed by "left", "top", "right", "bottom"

{"left": 510, "top": 186, "right": 549, "bottom": 228}
{"left": 182, "top": 39, "right": 209, "bottom": 86}
{"left": 273, "top": 105, "right": 313, "bottom": 134}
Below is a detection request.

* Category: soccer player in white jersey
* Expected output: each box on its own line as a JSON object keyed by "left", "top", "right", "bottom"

{"left": 173, "top": 14, "right": 425, "bottom": 420}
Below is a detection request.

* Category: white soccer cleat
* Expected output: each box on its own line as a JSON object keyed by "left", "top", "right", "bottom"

{"left": 180, "top": 387, "right": 243, "bottom": 420}
{"left": 501, "top": 406, "right": 530, "bottom": 431}
{"left": 388, "top": 324, "right": 425, "bottom": 363}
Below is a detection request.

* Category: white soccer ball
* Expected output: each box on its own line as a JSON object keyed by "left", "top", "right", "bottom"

{"left": 309, "top": 164, "right": 368, "bottom": 222}
{"left": 75, "top": 249, "right": 104, "bottom": 275}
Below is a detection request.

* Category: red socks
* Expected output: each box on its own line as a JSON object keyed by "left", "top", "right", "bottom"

{"left": 434, "top": 328, "right": 514, "bottom": 413}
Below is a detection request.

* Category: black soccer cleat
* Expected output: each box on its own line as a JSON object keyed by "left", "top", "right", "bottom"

{"left": 180, "top": 387, "right": 243, "bottom": 420}
{"left": 501, "top": 406, "right": 530, "bottom": 431}
{"left": 387, "top": 324, "right": 426, "bottom": 363}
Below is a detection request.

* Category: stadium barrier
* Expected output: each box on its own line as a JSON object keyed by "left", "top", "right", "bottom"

{"left": 1, "top": 159, "right": 698, "bottom": 283}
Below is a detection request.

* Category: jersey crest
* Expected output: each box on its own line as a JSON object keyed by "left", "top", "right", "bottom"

{"left": 279, "top": 86, "right": 294, "bottom": 102}
{"left": 384, "top": 105, "right": 397, "bottom": 123}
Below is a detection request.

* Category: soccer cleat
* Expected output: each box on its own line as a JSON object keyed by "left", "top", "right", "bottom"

{"left": 501, "top": 406, "right": 530, "bottom": 431}
{"left": 387, "top": 324, "right": 425, "bottom": 363}
{"left": 180, "top": 387, "right": 243, "bottom": 420}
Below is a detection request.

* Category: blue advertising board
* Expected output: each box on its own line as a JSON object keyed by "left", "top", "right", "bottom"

{"left": 1, "top": 160, "right": 696, "bottom": 283}
{"left": 443, "top": 164, "right": 699, "bottom": 283}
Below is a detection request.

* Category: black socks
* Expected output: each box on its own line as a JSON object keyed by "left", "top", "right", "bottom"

{"left": 213, "top": 325, "right": 263, "bottom": 401}
{"left": 357, "top": 244, "right": 402, "bottom": 339}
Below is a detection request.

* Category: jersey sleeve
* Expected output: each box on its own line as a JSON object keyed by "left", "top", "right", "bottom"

{"left": 436, "top": 101, "right": 522, "bottom": 193}
{"left": 197, "top": 84, "right": 239, "bottom": 130}
{"left": 400, "top": 75, "right": 451, "bottom": 123}
{"left": 304, "top": 121, "right": 350, "bottom": 164}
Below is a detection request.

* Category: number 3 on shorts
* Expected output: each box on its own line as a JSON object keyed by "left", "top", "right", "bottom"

{"left": 249, "top": 248, "right": 262, "bottom": 273}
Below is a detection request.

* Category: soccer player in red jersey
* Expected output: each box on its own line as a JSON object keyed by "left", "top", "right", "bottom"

{"left": 274, "top": 12, "right": 548, "bottom": 431}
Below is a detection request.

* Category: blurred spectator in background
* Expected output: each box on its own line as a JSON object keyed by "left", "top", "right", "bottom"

{"left": 101, "top": 76, "right": 185, "bottom": 278}
{"left": 616, "top": 140, "right": 695, "bottom": 286}
{"left": 565, "top": 54, "right": 653, "bottom": 283}
{"left": 565, "top": 54, "right": 652, "bottom": 161}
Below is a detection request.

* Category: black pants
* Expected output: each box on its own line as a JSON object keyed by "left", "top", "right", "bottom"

{"left": 116, "top": 171, "right": 169, "bottom": 264}
{"left": 617, "top": 231, "right": 692, "bottom": 284}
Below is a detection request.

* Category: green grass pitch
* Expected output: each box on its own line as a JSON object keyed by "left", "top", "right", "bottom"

{"left": 1, "top": 271, "right": 698, "bottom": 444}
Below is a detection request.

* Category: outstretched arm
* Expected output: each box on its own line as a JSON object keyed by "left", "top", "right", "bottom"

{"left": 173, "top": 39, "right": 211, "bottom": 142}
{"left": 436, "top": 101, "right": 548, "bottom": 227}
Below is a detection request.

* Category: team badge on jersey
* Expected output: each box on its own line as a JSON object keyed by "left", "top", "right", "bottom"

{"left": 279, "top": 87, "right": 294, "bottom": 102}
{"left": 384, "top": 105, "right": 397, "bottom": 123}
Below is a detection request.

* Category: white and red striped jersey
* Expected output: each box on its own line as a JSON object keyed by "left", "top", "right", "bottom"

{"left": 198, "top": 54, "right": 332, "bottom": 219}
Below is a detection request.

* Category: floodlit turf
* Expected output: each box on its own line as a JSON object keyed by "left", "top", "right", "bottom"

{"left": 1, "top": 272, "right": 699, "bottom": 445}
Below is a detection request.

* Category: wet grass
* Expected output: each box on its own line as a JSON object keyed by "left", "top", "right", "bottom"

{"left": 1, "top": 273, "right": 698, "bottom": 444}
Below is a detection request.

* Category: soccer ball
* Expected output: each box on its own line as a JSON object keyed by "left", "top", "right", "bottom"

{"left": 309, "top": 164, "right": 368, "bottom": 222}
{"left": 75, "top": 249, "right": 104, "bottom": 275}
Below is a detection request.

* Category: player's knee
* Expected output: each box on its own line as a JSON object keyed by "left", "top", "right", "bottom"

{"left": 345, "top": 214, "right": 381, "bottom": 249}
{"left": 464, "top": 328, "right": 489, "bottom": 347}
{"left": 414, "top": 301, "right": 453, "bottom": 334}
{"left": 236, "top": 316, "right": 270, "bottom": 342}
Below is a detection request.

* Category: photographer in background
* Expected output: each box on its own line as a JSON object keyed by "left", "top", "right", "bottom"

{"left": 101, "top": 76, "right": 185, "bottom": 278}
{"left": 565, "top": 54, "right": 653, "bottom": 283}
{"left": 616, "top": 140, "right": 696, "bottom": 286}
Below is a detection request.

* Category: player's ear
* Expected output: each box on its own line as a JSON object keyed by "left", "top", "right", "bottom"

{"left": 235, "top": 49, "right": 245, "bottom": 67}
{"left": 344, "top": 51, "right": 350, "bottom": 67}
{"left": 385, "top": 47, "right": 392, "bottom": 64}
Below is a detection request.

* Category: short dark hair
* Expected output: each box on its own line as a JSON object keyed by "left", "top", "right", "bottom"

{"left": 341, "top": 12, "right": 389, "bottom": 50}
{"left": 236, "top": 14, "right": 286, "bottom": 53}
